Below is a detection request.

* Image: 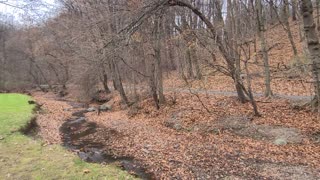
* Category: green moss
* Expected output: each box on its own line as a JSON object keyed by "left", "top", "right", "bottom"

{"left": 0, "top": 93, "right": 136, "bottom": 180}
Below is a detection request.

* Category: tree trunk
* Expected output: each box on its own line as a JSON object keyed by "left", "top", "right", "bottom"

{"left": 165, "top": 15, "right": 176, "bottom": 70}
{"left": 150, "top": 63, "right": 160, "bottom": 109}
{"left": 186, "top": 47, "right": 194, "bottom": 79}
{"left": 244, "top": 59, "right": 260, "bottom": 116}
{"left": 256, "top": 0, "right": 273, "bottom": 97}
{"left": 300, "top": 0, "right": 320, "bottom": 110}
{"left": 181, "top": 10, "right": 194, "bottom": 79}
{"left": 154, "top": 15, "right": 165, "bottom": 104}
{"left": 0, "top": 32, "right": 7, "bottom": 90}
{"left": 102, "top": 68, "right": 111, "bottom": 94}
{"left": 269, "top": 0, "right": 276, "bottom": 24}
{"left": 317, "top": 0, "right": 320, "bottom": 32}
{"left": 291, "top": 0, "right": 297, "bottom": 21}
{"left": 191, "top": 45, "right": 202, "bottom": 80}
{"left": 283, "top": 0, "right": 298, "bottom": 57}
{"left": 109, "top": 62, "right": 118, "bottom": 90}
{"left": 111, "top": 58, "right": 128, "bottom": 104}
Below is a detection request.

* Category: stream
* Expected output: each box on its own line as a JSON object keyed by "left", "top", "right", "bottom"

{"left": 59, "top": 102, "right": 153, "bottom": 179}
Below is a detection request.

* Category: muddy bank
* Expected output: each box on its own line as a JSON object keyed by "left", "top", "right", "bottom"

{"left": 19, "top": 117, "right": 40, "bottom": 138}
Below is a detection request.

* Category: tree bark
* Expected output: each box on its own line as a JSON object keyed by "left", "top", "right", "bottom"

{"left": 291, "top": 0, "right": 297, "bottom": 21}
{"left": 150, "top": 63, "right": 160, "bottom": 109}
{"left": 102, "top": 67, "right": 111, "bottom": 94}
{"left": 0, "top": 30, "right": 7, "bottom": 90}
{"left": 283, "top": 0, "right": 298, "bottom": 57}
{"left": 300, "top": 0, "right": 320, "bottom": 110}
{"left": 256, "top": 0, "right": 273, "bottom": 97}
{"left": 154, "top": 15, "right": 165, "bottom": 104}
{"left": 111, "top": 58, "right": 129, "bottom": 105}
{"left": 181, "top": 10, "right": 194, "bottom": 79}
{"left": 164, "top": 16, "right": 176, "bottom": 70}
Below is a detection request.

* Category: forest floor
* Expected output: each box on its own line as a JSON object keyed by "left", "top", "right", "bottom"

{"left": 32, "top": 89, "right": 320, "bottom": 179}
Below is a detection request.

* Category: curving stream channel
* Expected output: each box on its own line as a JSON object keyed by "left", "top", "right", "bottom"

{"left": 59, "top": 102, "right": 153, "bottom": 180}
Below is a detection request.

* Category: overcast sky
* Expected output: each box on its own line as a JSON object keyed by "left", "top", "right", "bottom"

{"left": 0, "top": 0, "right": 61, "bottom": 25}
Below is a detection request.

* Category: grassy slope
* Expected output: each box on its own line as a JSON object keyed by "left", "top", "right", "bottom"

{"left": 0, "top": 93, "right": 135, "bottom": 180}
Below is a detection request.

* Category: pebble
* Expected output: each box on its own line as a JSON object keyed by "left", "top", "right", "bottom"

{"left": 142, "top": 148, "right": 150, "bottom": 154}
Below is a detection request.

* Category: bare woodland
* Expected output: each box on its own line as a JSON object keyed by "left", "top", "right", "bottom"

{"left": 0, "top": 0, "right": 319, "bottom": 110}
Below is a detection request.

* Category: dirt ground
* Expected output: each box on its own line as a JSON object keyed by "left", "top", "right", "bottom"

{"left": 32, "top": 91, "right": 320, "bottom": 179}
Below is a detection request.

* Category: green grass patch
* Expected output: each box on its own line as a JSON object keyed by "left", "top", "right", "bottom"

{"left": 0, "top": 93, "right": 34, "bottom": 135}
{"left": 0, "top": 93, "right": 136, "bottom": 180}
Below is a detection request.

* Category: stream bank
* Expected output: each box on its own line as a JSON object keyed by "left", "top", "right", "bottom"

{"left": 59, "top": 103, "right": 153, "bottom": 179}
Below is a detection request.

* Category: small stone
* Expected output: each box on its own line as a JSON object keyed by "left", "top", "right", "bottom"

{"left": 209, "top": 128, "right": 220, "bottom": 135}
{"left": 87, "top": 107, "right": 96, "bottom": 112}
{"left": 142, "top": 148, "right": 150, "bottom": 154}
{"left": 144, "top": 144, "right": 152, "bottom": 148}
{"left": 99, "top": 103, "right": 112, "bottom": 111}
{"left": 274, "top": 138, "right": 287, "bottom": 146}
{"left": 0, "top": 136, "right": 4, "bottom": 140}
{"left": 173, "top": 124, "right": 182, "bottom": 130}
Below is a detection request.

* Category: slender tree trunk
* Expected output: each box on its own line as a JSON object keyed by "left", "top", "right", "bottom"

{"left": 186, "top": 47, "right": 194, "bottom": 78}
{"left": 0, "top": 33, "right": 7, "bottom": 90}
{"left": 269, "top": 0, "right": 276, "bottom": 24}
{"left": 154, "top": 15, "right": 165, "bottom": 104}
{"left": 190, "top": 1, "right": 201, "bottom": 80}
{"left": 191, "top": 45, "right": 202, "bottom": 79}
{"left": 150, "top": 63, "right": 160, "bottom": 109}
{"left": 244, "top": 59, "right": 260, "bottom": 116}
{"left": 165, "top": 15, "right": 176, "bottom": 70}
{"left": 254, "top": 35, "right": 258, "bottom": 63}
{"left": 317, "top": 0, "right": 320, "bottom": 32}
{"left": 256, "top": 0, "right": 273, "bottom": 97}
{"left": 111, "top": 58, "right": 129, "bottom": 105}
{"left": 292, "top": 0, "right": 297, "bottom": 21}
{"left": 102, "top": 68, "right": 111, "bottom": 94}
{"left": 109, "top": 62, "right": 118, "bottom": 91}
{"left": 181, "top": 10, "right": 194, "bottom": 79}
{"left": 283, "top": 0, "right": 298, "bottom": 57}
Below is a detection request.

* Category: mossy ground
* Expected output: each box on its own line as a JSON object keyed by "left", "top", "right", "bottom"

{"left": 0, "top": 93, "right": 136, "bottom": 180}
